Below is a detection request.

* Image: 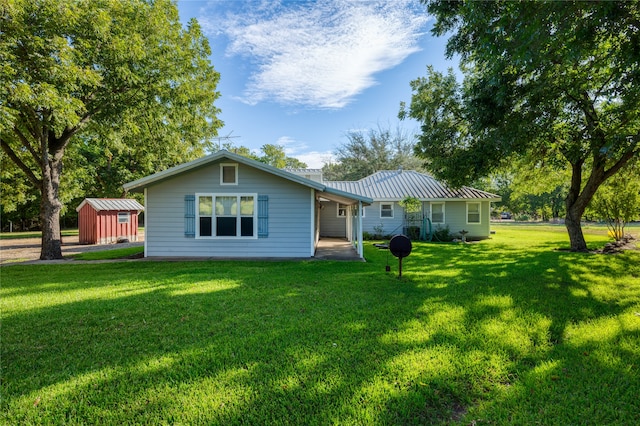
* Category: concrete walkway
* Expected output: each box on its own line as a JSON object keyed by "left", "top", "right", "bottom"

{"left": 2, "top": 236, "right": 364, "bottom": 265}
{"left": 314, "top": 238, "right": 363, "bottom": 261}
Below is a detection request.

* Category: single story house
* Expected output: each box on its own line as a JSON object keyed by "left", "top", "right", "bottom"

{"left": 301, "top": 169, "right": 501, "bottom": 242}
{"left": 76, "top": 198, "right": 144, "bottom": 244}
{"left": 122, "top": 150, "right": 372, "bottom": 259}
{"left": 123, "top": 150, "right": 501, "bottom": 259}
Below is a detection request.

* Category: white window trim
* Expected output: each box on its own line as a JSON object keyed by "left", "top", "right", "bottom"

{"left": 430, "top": 202, "right": 445, "bottom": 224}
{"left": 195, "top": 193, "right": 257, "bottom": 239}
{"left": 466, "top": 202, "right": 481, "bottom": 224}
{"left": 117, "top": 211, "right": 130, "bottom": 224}
{"left": 220, "top": 163, "right": 238, "bottom": 186}
{"left": 337, "top": 203, "right": 347, "bottom": 218}
{"left": 380, "top": 202, "right": 394, "bottom": 219}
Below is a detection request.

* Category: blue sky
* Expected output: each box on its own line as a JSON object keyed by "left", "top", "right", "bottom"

{"left": 176, "top": 0, "right": 458, "bottom": 168}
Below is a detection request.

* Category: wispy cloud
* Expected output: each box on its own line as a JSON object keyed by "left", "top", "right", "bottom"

{"left": 201, "top": 0, "right": 429, "bottom": 109}
{"left": 271, "top": 135, "right": 332, "bottom": 168}
{"left": 294, "top": 151, "right": 335, "bottom": 169}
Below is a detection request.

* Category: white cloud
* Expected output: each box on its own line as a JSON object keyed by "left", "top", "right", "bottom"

{"left": 201, "top": 0, "right": 429, "bottom": 109}
{"left": 270, "top": 135, "right": 332, "bottom": 168}
{"left": 294, "top": 150, "right": 335, "bottom": 169}
{"left": 274, "top": 136, "right": 302, "bottom": 155}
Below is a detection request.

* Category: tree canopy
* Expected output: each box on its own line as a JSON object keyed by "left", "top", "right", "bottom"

{"left": 401, "top": 1, "right": 640, "bottom": 251}
{"left": 322, "top": 126, "right": 424, "bottom": 181}
{"left": 1, "top": 0, "right": 222, "bottom": 258}
{"left": 222, "top": 143, "right": 307, "bottom": 169}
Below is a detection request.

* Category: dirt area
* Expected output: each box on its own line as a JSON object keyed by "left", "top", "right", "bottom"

{"left": 0, "top": 233, "right": 144, "bottom": 265}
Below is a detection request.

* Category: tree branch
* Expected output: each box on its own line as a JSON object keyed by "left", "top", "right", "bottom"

{"left": 0, "top": 137, "right": 41, "bottom": 187}
{"left": 603, "top": 146, "right": 640, "bottom": 181}
{"left": 13, "top": 125, "right": 41, "bottom": 165}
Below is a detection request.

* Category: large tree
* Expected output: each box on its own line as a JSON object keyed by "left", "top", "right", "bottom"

{"left": 1, "top": 0, "right": 222, "bottom": 259}
{"left": 400, "top": 1, "right": 640, "bottom": 251}
{"left": 323, "top": 126, "right": 424, "bottom": 181}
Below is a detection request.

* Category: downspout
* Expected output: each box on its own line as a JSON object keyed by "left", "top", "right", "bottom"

{"left": 358, "top": 200, "right": 364, "bottom": 258}
{"left": 310, "top": 189, "right": 316, "bottom": 257}
{"left": 143, "top": 187, "right": 148, "bottom": 258}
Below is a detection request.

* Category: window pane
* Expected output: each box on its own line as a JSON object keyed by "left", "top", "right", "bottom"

{"left": 200, "top": 217, "right": 212, "bottom": 236}
{"left": 240, "top": 196, "right": 254, "bottom": 215}
{"left": 199, "top": 196, "right": 212, "bottom": 215}
{"left": 216, "top": 217, "right": 237, "bottom": 236}
{"left": 468, "top": 203, "right": 480, "bottom": 223}
{"left": 432, "top": 204, "right": 444, "bottom": 223}
{"left": 216, "top": 196, "right": 236, "bottom": 215}
{"left": 222, "top": 165, "right": 236, "bottom": 183}
{"left": 381, "top": 204, "right": 392, "bottom": 217}
{"left": 118, "top": 212, "right": 130, "bottom": 224}
{"left": 241, "top": 217, "right": 253, "bottom": 236}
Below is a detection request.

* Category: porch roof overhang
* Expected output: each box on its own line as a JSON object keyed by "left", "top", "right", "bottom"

{"left": 317, "top": 187, "right": 372, "bottom": 206}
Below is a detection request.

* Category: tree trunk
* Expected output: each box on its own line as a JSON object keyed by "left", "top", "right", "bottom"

{"left": 564, "top": 159, "right": 590, "bottom": 252}
{"left": 564, "top": 203, "right": 588, "bottom": 252}
{"left": 39, "top": 148, "right": 64, "bottom": 260}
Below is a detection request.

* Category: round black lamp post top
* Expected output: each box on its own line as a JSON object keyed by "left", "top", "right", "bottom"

{"left": 389, "top": 235, "right": 412, "bottom": 278}
{"left": 389, "top": 234, "right": 412, "bottom": 258}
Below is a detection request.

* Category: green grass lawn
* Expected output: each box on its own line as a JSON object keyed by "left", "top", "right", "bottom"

{"left": 0, "top": 229, "right": 79, "bottom": 240}
{"left": 2, "top": 226, "right": 639, "bottom": 425}
{"left": 71, "top": 246, "right": 144, "bottom": 261}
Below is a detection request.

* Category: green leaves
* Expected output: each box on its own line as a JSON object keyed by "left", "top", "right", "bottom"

{"left": 1, "top": 0, "right": 222, "bottom": 256}
{"left": 323, "top": 126, "right": 424, "bottom": 181}
{"left": 407, "top": 1, "right": 640, "bottom": 249}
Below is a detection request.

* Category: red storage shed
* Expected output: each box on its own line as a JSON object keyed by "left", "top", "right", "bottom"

{"left": 77, "top": 198, "right": 144, "bottom": 245}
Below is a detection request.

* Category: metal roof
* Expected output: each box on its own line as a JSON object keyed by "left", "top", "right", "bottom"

{"left": 76, "top": 198, "right": 144, "bottom": 212}
{"left": 325, "top": 170, "right": 501, "bottom": 201}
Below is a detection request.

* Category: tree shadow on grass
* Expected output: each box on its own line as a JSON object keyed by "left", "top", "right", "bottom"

{"left": 2, "top": 242, "right": 639, "bottom": 425}
{"left": 379, "top": 241, "right": 640, "bottom": 424}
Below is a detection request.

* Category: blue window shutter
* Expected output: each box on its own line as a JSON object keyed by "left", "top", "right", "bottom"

{"left": 258, "top": 195, "right": 268, "bottom": 238}
{"left": 184, "top": 195, "right": 195, "bottom": 238}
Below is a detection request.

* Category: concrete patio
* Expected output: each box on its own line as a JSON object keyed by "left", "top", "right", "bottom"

{"left": 314, "top": 238, "right": 363, "bottom": 261}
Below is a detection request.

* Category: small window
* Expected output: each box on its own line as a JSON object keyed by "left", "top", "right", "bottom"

{"left": 431, "top": 203, "right": 445, "bottom": 224}
{"left": 467, "top": 202, "right": 481, "bottom": 224}
{"left": 337, "top": 203, "right": 347, "bottom": 217}
{"left": 220, "top": 163, "right": 238, "bottom": 185}
{"left": 117, "top": 212, "right": 130, "bottom": 224}
{"left": 380, "top": 203, "right": 393, "bottom": 218}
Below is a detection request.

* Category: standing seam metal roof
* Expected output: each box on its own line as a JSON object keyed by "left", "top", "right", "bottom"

{"left": 325, "top": 170, "right": 500, "bottom": 200}
{"left": 76, "top": 198, "right": 145, "bottom": 212}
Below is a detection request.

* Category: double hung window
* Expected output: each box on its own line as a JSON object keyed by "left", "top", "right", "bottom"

{"left": 380, "top": 203, "right": 394, "bottom": 218}
{"left": 467, "top": 202, "right": 481, "bottom": 224}
{"left": 431, "top": 203, "right": 445, "bottom": 224}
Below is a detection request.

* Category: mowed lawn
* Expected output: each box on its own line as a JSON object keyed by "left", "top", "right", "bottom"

{"left": 2, "top": 225, "right": 639, "bottom": 425}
